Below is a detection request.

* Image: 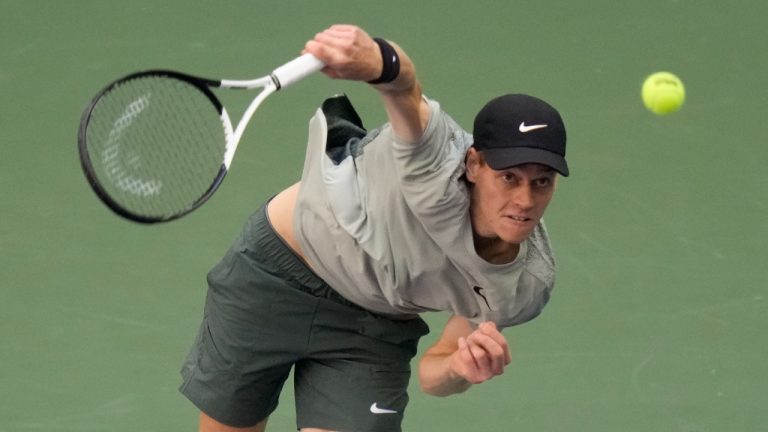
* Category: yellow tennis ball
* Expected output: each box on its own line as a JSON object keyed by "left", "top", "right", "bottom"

{"left": 641, "top": 71, "right": 685, "bottom": 115}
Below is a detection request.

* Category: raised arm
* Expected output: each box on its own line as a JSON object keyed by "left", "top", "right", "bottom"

{"left": 303, "top": 24, "right": 431, "bottom": 143}
{"left": 419, "top": 316, "right": 512, "bottom": 397}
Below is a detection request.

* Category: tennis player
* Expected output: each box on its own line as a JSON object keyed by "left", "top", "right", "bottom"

{"left": 180, "top": 24, "right": 569, "bottom": 432}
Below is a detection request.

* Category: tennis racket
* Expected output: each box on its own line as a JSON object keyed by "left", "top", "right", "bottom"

{"left": 78, "top": 53, "right": 324, "bottom": 224}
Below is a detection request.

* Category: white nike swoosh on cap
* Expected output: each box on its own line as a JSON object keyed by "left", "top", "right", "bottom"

{"left": 519, "top": 122, "right": 548, "bottom": 133}
{"left": 370, "top": 403, "right": 398, "bottom": 414}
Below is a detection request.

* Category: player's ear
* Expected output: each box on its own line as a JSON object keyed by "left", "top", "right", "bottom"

{"left": 465, "top": 147, "right": 482, "bottom": 183}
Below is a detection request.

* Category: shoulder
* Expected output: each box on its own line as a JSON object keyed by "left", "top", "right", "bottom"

{"left": 389, "top": 97, "right": 472, "bottom": 168}
{"left": 524, "top": 221, "right": 556, "bottom": 284}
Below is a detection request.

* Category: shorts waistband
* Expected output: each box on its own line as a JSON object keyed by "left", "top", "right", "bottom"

{"left": 245, "top": 202, "right": 362, "bottom": 310}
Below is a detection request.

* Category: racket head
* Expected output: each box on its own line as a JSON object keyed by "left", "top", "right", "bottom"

{"left": 78, "top": 70, "right": 233, "bottom": 223}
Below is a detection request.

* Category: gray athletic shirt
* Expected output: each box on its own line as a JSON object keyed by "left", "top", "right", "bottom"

{"left": 294, "top": 98, "right": 555, "bottom": 328}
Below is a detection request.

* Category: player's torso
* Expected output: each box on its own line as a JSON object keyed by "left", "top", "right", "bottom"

{"left": 294, "top": 106, "right": 555, "bottom": 327}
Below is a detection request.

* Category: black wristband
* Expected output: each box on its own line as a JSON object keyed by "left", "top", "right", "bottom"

{"left": 368, "top": 37, "right": 400, "bottom": 84}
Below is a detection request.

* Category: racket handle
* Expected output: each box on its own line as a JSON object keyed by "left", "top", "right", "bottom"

{"left": 272, "top": 53, "right": 325, "bottom": 89}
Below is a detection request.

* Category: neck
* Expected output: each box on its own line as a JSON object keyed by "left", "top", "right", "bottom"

{"left": 473, "top": 233, "right": 521, "bottom": 264}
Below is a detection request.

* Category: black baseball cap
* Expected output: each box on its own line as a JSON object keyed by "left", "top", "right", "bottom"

{"left": 472, "top": 94, "right": 569, "bottom": 176}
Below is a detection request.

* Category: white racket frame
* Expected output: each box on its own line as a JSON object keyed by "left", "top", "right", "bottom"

{"left": 219, "top": 53, "right": 324, "bottom": 168}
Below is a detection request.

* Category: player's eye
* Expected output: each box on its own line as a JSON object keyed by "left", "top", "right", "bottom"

{"left": 534, "top": 177, "right": 553, "bottom": 188}
{"left": 501, "top": 174, "right": 516, "bottom": 184}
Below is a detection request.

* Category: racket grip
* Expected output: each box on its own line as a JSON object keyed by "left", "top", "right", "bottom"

{"left": 272, "top": 53, "right": 325, "bottom": 89}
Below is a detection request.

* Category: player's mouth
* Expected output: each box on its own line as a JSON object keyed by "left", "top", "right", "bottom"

{"left": 506, "top": 214, "right": 530, "bottom": 222}
{"left": 504, "top": 214, "right": 534, "bottom": 226}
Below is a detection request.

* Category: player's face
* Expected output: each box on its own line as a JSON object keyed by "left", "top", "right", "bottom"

{"left": 466, "top": 149, "right": 557, "bottom": 247}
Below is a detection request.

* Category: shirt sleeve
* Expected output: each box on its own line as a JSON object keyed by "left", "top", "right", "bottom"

{"left": 390, "top": 98, "right": 473, "bottom": 241}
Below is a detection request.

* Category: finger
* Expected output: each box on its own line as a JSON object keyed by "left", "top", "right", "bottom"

{"left": 457, "top": 337, "right": 475, "bottom": 365}
{"left": 456, "top": 337, "right": 480, "bottom": 376}
{"left": 317, "top": 24, "right": 356, "bottom": 38}
{"left": 451, "top": 337, "right": 486, "bottom": 384}
{"left": 478, "top": 322, "right": 504, "bottom": 344}
{"left": 313, "top": 25, "right": 370, "bottom": 53}
{"left": 457, "top": 336, "right": 468, "bottom": 353}
{"left": 314, "top": 30, "right": 352, "bottom": 48}
{"left": 467, "top": 332, "right": 506, "bottom": 374}
{"left": 478, "top": 321, "right": 497, "bottom": 333}
{"left": 326, "top": 24, "right": 372, "bottom": 43}
{"left": 464, "top": 337, "right": 492, "bottom": 375}
{"left": 302, "top": 41, "right": 341, "bottom": 76}
{"left": 478, "top": 322, "right": 511, "bottom": 365}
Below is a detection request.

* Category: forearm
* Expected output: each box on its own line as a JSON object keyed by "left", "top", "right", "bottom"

{"left": 370, "top": 41, "right": 429, "bottom": 143}
{"left": 418, "top": 352, "right": 473, "bottom": 397}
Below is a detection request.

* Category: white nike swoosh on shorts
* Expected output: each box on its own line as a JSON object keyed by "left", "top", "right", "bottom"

{"left": 370, "top": 402, "right": 398, "bottom": 414}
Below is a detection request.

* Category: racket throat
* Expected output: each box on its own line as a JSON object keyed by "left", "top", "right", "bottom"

{"left": 269, "top": 73, "right": 283, "bottom": 90}
{"left": 221, "top": 108, "right": 237, "bottom": 169}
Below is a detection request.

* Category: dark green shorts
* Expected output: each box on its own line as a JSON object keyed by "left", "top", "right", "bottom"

{"left": 179, "top": 203, "right": 430, "bottom": 431}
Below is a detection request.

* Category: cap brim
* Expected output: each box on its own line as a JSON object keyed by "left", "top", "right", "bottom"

{"left": 481, "top": 147, "right": 570, "bottom": 176}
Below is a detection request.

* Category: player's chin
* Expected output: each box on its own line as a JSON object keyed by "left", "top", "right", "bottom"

{"left": 500, "top": 218, "right": 537, "bottom": 243}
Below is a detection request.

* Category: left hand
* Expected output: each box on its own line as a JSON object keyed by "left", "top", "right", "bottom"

{"left": 449, "top": 321, "right": 512, "bottom": 384}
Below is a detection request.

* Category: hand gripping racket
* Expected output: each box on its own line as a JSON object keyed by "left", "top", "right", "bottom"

{"left": 78, "top": 53, "right": 324, "bottom": 223}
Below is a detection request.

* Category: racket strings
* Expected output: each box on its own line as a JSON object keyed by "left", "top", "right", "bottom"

{"left": 84, "top": 75, "right": 228, "bottom": 219}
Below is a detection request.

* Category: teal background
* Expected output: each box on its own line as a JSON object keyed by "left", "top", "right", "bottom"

{"left": 2, "top": 1, "right": 766, "bottom": 430}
